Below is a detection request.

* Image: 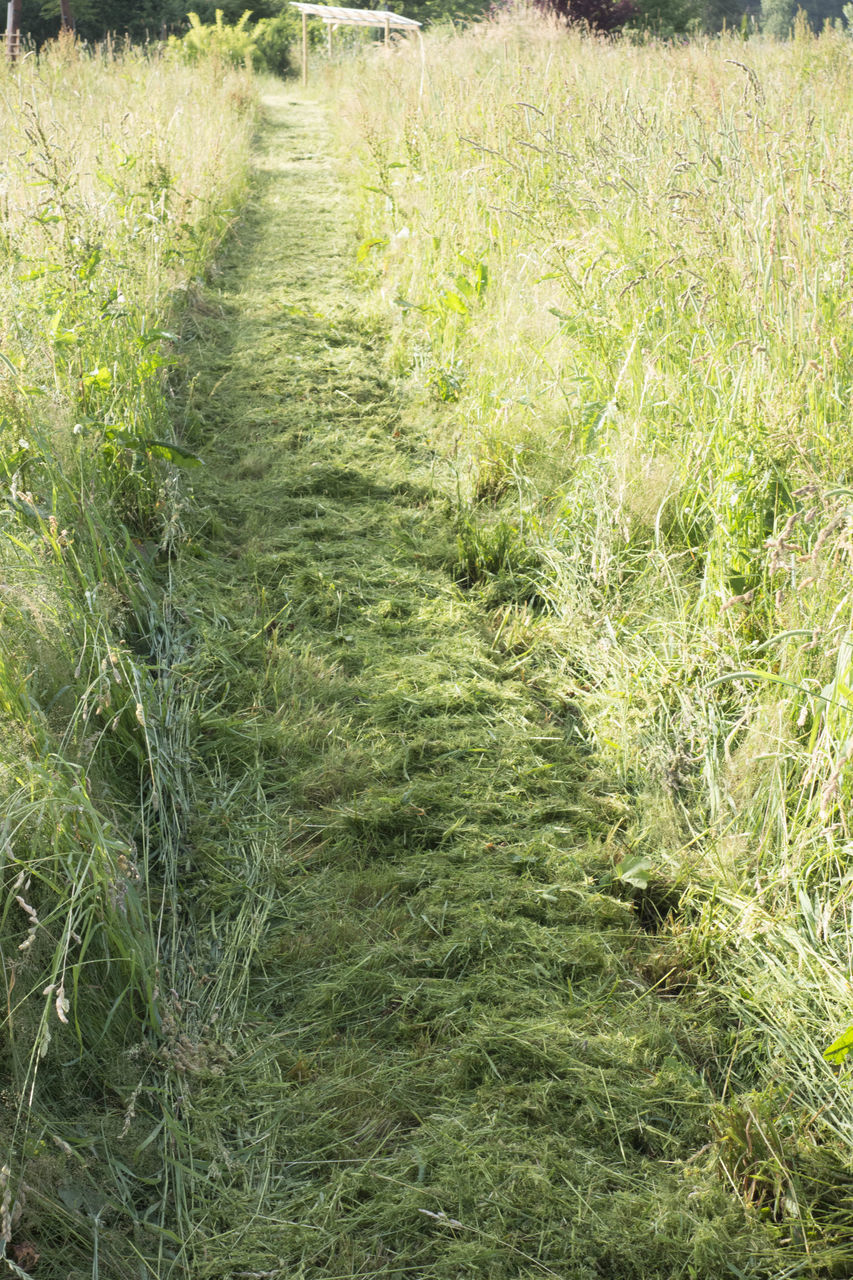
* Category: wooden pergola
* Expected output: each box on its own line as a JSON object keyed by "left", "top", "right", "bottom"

{"left": 289, "top": 3, "right": 421, "bottom": 82}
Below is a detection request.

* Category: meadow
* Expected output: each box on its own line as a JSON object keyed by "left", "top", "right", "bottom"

{"left": 333, "top": 11, "right": 853, "bottom": 1265}
{"left": 0, "top": 40, "right": 256, "bottom": 1274}
{"left": 2, "top": 11, "right": 853, "bottom": 1279}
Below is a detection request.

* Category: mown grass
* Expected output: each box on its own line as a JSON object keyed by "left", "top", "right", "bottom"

{"left": 322, "top": 8, "right": 853, "bottom": 1270}
{"left": 149, "top": 84, "right": 800, "bottom": 1279}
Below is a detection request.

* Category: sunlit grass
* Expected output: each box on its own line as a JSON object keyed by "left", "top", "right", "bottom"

{"left": 330, "top": 8, "right": 853, "bottom": 1261}
{"left": 5, "top": 15, "right": 853, "bottom": 1273}
{"left": 0, "top": 40, "right": 257, "bottom": 1273}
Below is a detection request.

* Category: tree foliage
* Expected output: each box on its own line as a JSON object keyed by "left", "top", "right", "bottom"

{"left": 22, "top": 0, "right": 287, "bottom": 45}
{"left": 18, "top": 0, "right": 853, "bottom": 82}
{"left": 535, "top": 0, "right": 637, "bottom": 30}
{"left": 759, "top": 0, "right": 795, "bottom": 33}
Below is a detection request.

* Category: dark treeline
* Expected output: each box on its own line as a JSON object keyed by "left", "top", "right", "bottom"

{"left": 22, "top": 0, "right": 286, "bottom": 46}
{"left": 21, "top": 0, "right": 853, "bottom": 90}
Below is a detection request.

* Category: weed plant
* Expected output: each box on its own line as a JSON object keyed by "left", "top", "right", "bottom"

{"left": 328, "top": 10, "right": 853, "bottom": 1266}
{"left": 0, "top": 39, "right": 255, "bottom": 1275}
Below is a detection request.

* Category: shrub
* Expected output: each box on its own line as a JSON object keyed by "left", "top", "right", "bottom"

{"left": 535, "top": 0, "right": 638, "bottom": 30}
{"left": 254, "top": 9, "right": 298, "bottom": 75}
{"left": 170, "top": 8, "right": 257, "bottom": 68}
{"left": 169, "top": 7, "right": 297, "bottom": 75}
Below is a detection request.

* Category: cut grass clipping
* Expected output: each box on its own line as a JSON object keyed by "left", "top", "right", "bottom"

{"left": 151, "top": 83, "right": 802, "bottom": 1280}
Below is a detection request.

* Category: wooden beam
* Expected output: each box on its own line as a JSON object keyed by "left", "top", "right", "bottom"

{"left": 6, "top": 0, "right": 22, "bottom": 60}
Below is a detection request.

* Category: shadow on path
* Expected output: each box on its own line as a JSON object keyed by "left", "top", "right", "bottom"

{"left": 169, "top": 89, "right": 774, "bottom": 1280}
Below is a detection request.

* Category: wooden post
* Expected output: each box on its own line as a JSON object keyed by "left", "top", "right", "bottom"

{"left": 384, "top": 13, "right": 390, "bottom": 45}
{"left": 59, "top": 0, "right": 74, "bottom": 31}
{"left": 301, "top": 9, "right": 308, "bottom": 84}
{"left": 327, "top": 20, "right": 332, "bottom": 57}
{"left": 6, "top": 0, "right": 21, "bottom": 60}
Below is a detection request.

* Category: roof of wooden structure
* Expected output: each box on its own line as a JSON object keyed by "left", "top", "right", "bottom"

{"left": 289, "top": 2, "right": 422, "bottom": 26}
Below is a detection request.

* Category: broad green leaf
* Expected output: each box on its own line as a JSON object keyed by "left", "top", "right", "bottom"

{"left": 615, "top": 854, "right": 652, "bottom": 890}
{"left": 394, "top": 296, "right": 433, "bottom": 314}
{"left": 145, "top": 440, "right": 204, "bottom": 468}
{"left": 106, "top": 429, "right": 202, "bottom": 468}
{"left": 356, "top": 236, "right": 388, "bottom": 264}
{"left": 440, "top": 290, "right": 468, "bottom": 315}
{"left": 83, "top": 365, "right": 112, "bottom": 389}
{"left": 823, "top": 1026, "right": 853, "bottom": 1065}
{"left": 137, "top": 329, "right": 178, "bottom": 347}
{"left": 4, "top": 494, "right": 49, "bottom": 519}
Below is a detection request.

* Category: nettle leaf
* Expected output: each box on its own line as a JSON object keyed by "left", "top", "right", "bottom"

{"left": 615, "top": 854, "right": 652, "bottom": 890}
{"left": 137, "top": 329, "right": 178, "bottom": 347}
{"left": 440, "top": 290, "right": 468, "bottom": 315}
{"left": 106, "top": 428, "right": 202, "bottom": 468}
{"left": 83, "top": 365, "right": 112, "bottom": 389}
{"left": 356, "top": 236, "right": 388, "bottom": 264}
{"left": 823, "top": 1027, "right": 853, "bottom": 1065}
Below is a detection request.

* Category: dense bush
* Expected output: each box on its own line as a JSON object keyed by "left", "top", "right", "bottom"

{"left": 253, "top": 9, "right": 298, "bottom": 74}
{"left": 165, "top": 7, "right": 296, "bottom": 75}
{"left": 535, "top": 0, "right": 637, "bottom": 30}
{"left": 169, "top": 6, "right": 256, "bottom": 64}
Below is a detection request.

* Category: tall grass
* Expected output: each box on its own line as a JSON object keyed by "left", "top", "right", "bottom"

{"left": 0, "top": 40, "right": 256, "bottom": 1274}
{"left": 332, "top": 11, "right": 853, "bottom": 1256}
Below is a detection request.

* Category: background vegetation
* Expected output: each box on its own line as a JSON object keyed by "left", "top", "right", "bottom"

{"left": 17, "top": 0, "right": 853, "bottom": 55}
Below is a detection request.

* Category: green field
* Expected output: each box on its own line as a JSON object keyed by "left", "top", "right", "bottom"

{"left": 2, "top": 15, "right": 853, "bottom": 1279}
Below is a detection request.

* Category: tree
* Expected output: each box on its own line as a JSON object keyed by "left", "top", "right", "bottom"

{"left": 760, "top": 0, "right": 794, "bottom": 32}
{"left": 536, "top": 0, "right": 637, "bottom": 31}
{"left": 21, "top": 0, "right": 291, "bottom": 44}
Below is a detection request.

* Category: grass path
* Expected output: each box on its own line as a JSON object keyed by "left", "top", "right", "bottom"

{"left": 169, "top": 88, "right": 791, "bottom": 1280}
